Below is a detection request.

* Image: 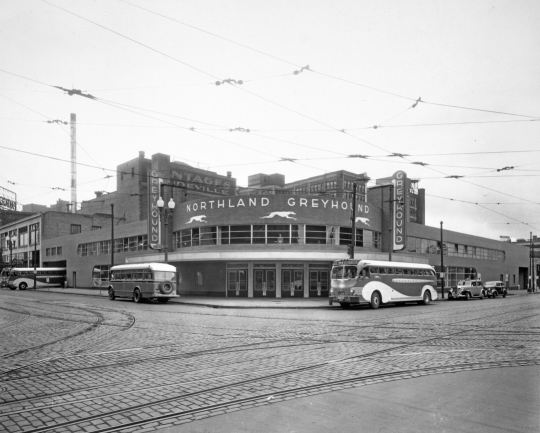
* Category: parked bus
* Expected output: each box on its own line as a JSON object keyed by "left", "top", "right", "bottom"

{"left": 6, "top": 267, "right": 67, "bottom": 290}
{"left": 329, "top": 259, "right": 438, "bottom": 309}
{"left": 1, "top": 267, "right": 11, "bottom": 287}
{"left": 108, "top": 263, "right": 178, "bottom": 304}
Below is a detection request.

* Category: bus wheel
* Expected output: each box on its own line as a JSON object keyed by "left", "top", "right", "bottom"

{"left": 133, "top": 288, "right": 143, "bottom": 303}
{"left": 19, "top": 282, "right": 28, "bottom": 290}
{"left": 340, "top": 302, "right": 350, "bottom": 309}
{"left": 108, "top": 288, "right": 115, "bottom": 300}
{"left": 369, "top": 292, "right": 381, "bottom": 309}
{"left": 419, "top": 291, "right": 431, "bottom": 305}
{"left": 157, "top": 298, "right": 169, "bottom": 304}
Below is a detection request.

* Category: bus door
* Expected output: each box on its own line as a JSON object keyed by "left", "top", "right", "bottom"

{"left": 309, "top": 270, "right": 329, "bottom": 297}
{"left": 227, "top": 269, "right": 248, "bottom": 297}
{"left": 254, "top": 269, "right": 276, "bottom": 298}
{"left": 282, "top": 270, "right": 304, "bottom": 298}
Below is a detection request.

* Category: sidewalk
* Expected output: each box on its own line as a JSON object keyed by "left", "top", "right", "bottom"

{"left": 3, "top": 286, "right": 535, "bottom": 309}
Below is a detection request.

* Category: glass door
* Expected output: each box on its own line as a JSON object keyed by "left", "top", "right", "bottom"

{"left": 309, "top": 270, "right": 329, "bottom": 297}
{"left": 227, "top": 270, "right": 248, "bottom": 297}
{"left": 282, "top": 270, "right": 304, "bottom": 298}
{"left": 254, "top": 269, "right": 276, "bottom": 298}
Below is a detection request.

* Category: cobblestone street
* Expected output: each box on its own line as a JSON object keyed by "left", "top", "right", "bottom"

{"left": 1, "top": 290, "right": 539, "bottom": 432}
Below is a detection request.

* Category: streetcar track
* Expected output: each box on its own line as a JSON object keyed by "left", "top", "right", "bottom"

{"left": 1, "top": 291, "right": 537, "bottom": 433}
{"left": 12, "top": 357, "right": 540, "bottom": 433}
{"left": 2, "top": 303, "right": 536, "bottom": 381}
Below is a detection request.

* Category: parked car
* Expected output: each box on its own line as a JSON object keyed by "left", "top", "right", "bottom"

{"left": 484, "top": 281, "right": 507, "bottom": 298}
{"left": 448, "top": 280, "right": 485, "bottom": 300}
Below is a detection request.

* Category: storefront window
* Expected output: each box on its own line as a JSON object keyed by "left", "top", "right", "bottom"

{"left": 229, "top": 225, "right": 251, "bottom": 244}
{"left": 267, "top": 225, "right": 290, "bottom": 244}
{"left": 200, "top": 227, "right": 216, "bottom": 246}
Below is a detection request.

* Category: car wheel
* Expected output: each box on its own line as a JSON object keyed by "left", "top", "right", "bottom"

{"left": 492, "top": 291, "right": 497, "bottom": 298}
{"left": 503, "top": 291, "right": 507, "bottom": 298}
{"left": 19, "top": 282, "right": 28, "bottom": 290}
{"left": 133, "top": 288, "right": 143, "bottom": 303}
{"left": 108, "top": 288, "right": 115, "bottom": 300}
{"left": 479, "top": 291, "right": 484, "bottom": 300}
{"left": 369, "top": 291, "right": 381, "bottom": 309}
{"left": 464, "top": 292, "right": 470, "bottom": 301}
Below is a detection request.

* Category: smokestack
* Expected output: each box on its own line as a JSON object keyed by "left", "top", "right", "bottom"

{"left": 70, "top": 113, "right": 76, "bottom": 213}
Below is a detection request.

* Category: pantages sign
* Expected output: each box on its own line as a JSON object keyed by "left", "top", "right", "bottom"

{"left": 147, "top": 170, "right": 163, "bottom": 249}
{"left": 392, "top": 170, "right": 407, "bottom": 251}
{"left": 171, "top": 169, "right": 234, "bottom": 196}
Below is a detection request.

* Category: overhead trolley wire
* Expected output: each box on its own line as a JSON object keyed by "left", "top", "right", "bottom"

{"left": 41, "top": 0, "right": 221, "bottom": 80}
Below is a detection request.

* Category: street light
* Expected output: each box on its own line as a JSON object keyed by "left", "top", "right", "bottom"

{"left": 157, "top": 197, "right": 175, "bottom": 263}
{"left": 7, "top": 235, "right": 16, "bottom": 265}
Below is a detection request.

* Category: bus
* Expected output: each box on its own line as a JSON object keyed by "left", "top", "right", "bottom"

{"left": 108, "top": 263, "right": 178, "bottom": 304}
{"left": 329, "top": 259, "right": 438, "bottom": 309}
{"left": 6, "top": 267, "right": 67, "bottom": 290}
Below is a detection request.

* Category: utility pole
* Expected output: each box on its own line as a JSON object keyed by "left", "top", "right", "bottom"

{"left": 389, "top": 185, "right": 394, "bottom": 262}
{"left": 349, "top": 183, "right": 357, "bottom": 259}
{"left": 70, "top": 113, "right": 77, "bottom": 214}
{"left": 440, "top": 221, "right": 445, "bottom": 299}
{"left": 111, "top": 204, "right": 115, "bottom": 277}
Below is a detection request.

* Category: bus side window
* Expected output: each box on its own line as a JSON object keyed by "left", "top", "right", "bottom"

{"left": 387, "top": 268, "right": 395, "bottom": 275}
{"left": 369, "top": 267, "right": 378, "bottom": 275}
{"left": 396, "top": 268, "right": 403, "bottom": 275}
{"left": 404, "top": 269, "right": 411, "bottom": 275}
{"left": 380, "top": 268, "right": 388, "bottom": 275}
{"left": 360, "top": 269, "right": 367, "bottom": 279}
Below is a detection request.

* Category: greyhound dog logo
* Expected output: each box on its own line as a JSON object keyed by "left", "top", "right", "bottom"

{"left": 186, "top": 215, "right": 207, "bottom": 224}
{"left": 261, "top": 211, "right": 297, "bottom": 220}
{"left": 355, "top": 217, "right": 370, "bottom": 226}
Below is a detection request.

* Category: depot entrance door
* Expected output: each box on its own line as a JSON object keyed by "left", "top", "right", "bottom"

{"left": 227, "top": 269, "right": 248, "bottom": 297}
{"left": 281, "top": 270, "right": 304, "bottom": 298}
{"left": 254, "top": 269, "right": 276, "bottom": 298}
{"left": 309, "top": 270, "right": 329, "bottom": 297}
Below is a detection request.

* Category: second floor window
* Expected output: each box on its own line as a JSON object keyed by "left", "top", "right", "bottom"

{"left": 71, "top": 224, "right": 82, "bottom": 235}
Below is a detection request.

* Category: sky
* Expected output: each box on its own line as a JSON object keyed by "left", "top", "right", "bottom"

{"left": 1, "top": 0, "right": 539, "bottom": 241}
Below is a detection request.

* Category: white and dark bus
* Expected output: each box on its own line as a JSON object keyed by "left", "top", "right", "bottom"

{"left": 6, "top": 267, "right": 67, "bottom": 290}
{"left": 108, "top": 263, "right": 178, "bottom": 304}
{"left": 330, "top": 259, "right": 438, "bottom": 309}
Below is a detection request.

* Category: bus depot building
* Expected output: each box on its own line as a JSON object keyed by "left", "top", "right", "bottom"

{"left": 1, "top": 151, "right": 532, "bottom": 296}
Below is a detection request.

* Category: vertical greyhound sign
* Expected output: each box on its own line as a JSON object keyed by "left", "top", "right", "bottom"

{"left": 392, "top": 171, "right": 407, "bottom": 251}
{"left": 148, "top": 170, "right": 163, "bottom": 249}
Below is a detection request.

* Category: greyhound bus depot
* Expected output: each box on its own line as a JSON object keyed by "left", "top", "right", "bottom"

{"left": 2, "top": 151, "right": 532, "bottom": 297}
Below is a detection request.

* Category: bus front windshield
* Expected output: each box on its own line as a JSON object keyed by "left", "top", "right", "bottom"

{"left": 332, "top": 266, "right": 357, "bottom": 279}
{"left": 153, "top": 271, "right": 176, "bottom": 281}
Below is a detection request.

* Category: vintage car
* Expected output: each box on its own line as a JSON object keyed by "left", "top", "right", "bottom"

{"left": 448, "top": 280, "right": 485, "bottom": 300}
{"left": 484, "top": 281, "right": 507, "bottom": 298}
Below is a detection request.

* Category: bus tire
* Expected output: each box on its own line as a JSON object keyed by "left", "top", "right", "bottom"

{"left": 108, "top": 288, "right": 115, "bottom": 300}
{"left": 157, "top": 298, "right": 169, "bottom": 304}
{"left": 369, "top": 291, "right": 381, "bottom": 309}
{"left": 19, "top": 282, "right": 28, "bottom": 290}
{"left": 419, "top": 290, "right": 431, "bottom": 305}
{"left": 133, "top": 288, "right": 143, "bottom": 303}
{"left": 340, "top": 302, "right": 350, "bottom": 309}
